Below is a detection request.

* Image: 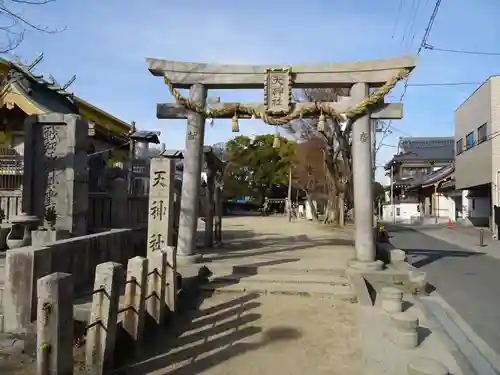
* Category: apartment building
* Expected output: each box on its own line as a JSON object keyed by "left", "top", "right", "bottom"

{"left": 454, "top": 76, "right": 500, "bottom": 227}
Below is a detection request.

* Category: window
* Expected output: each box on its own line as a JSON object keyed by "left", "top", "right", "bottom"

{"left": 477, "top": 123, "right": 487, "bottom": 144}
{"left": 456, "top": 138, "right": 463, "bottom": 155}
{"left": 396, "top": 208, "right": 400, "bottom": 216}
{"left": 466, "top": 132, "right": 474, "bottom": 150}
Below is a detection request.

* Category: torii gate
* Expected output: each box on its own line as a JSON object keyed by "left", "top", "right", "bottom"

{"left": 147, "top": 56, "right": 417, "bottom": 270}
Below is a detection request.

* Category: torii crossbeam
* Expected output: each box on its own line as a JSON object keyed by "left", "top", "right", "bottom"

{"left": 147, "top": 55, "right": 417, "bottom": 270}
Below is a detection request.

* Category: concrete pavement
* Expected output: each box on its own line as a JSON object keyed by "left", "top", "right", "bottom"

{"left": 388, "top": 225, "right": 500, "bottom": 359}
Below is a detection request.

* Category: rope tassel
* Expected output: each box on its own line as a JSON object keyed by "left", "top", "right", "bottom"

{"left": 317, "top": 112, "right": 325, "bottom": 132}
{"left": 231, "top": 114, "right": 240, "bottom": 132}
{"left": 273, "top": 133, "right": 281, "bottom": 149}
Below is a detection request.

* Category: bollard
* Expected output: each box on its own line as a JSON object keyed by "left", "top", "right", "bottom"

{"left": 479, "top": 229, "right": 485, "bottom": 247}
{"left": 380, "top": 287, "right": 403, "bottom": 313}
{"left": 407, "top": 357, "right": 449, "bottom": 375}
{"left": 37, "top": 273, "right": 74, "bottom": 375}
{"left": 390, "top": 311, "right": 419, "bottom": 349}
{"left": 122, "top": 256, "right": 149, "bottom": 344}
{"left": 146, "top": 250, "right": 168, "bottom": 325}
{"left": 85, "top": 262, "right": 124, "bottom": 375}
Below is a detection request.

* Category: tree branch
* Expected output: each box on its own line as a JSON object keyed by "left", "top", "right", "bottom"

{"left": 0, "top": 0, "right": 64, "bottom": 53}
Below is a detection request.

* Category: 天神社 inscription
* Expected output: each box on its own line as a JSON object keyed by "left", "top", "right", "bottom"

{"left": 147, "top": 157, "right": 176, "bottom": 256}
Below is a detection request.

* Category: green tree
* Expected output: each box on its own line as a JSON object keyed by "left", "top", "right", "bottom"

{"left": 224, "top": 134, "right": 295, "bottom": 203}
{"left": 373, "top": 181, "right": 386, "bottom": 205}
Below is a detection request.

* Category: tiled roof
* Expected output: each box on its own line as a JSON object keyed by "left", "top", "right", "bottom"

{"left": 408, "top": 163, "right": 455, "bottom": 190}
{"left": 386, "top": 137, "right": 455, "bottom": 168}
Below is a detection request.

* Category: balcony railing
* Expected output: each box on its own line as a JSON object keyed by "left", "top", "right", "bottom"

{"left": 0, "top": 148, "right": 23, "bottom": 176}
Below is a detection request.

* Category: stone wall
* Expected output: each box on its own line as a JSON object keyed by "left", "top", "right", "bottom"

{"left": 2, "top": 226, "right": 146, "bottom": 333}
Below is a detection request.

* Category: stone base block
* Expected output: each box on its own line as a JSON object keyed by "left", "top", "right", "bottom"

{"left": 390, "top": 311, "right": 419, "bottom": 331}
{"left": 347, "top": 259, "right": 384, "bottom": 272}
{"left": 390, "top": 249, "right": 407, "bottom": 263}
{"left": 380, "top": 286, "right": 403, "bottom": 313}
{"left": 392, "top": 329, "right": 418, "bottom": 349}
{"left": 381, "top": 298, "right": 403, "bottom": 313}
{"left": 407, "top": 357, "right": 449, "bottom": 375}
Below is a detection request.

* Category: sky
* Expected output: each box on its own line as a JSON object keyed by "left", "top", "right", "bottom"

{"left": 4, "top": 0, "right": 500, "bottom": 183}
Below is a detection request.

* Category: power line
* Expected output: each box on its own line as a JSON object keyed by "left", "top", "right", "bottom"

{"left": 391, "top": 0, "right": 404, "bottom": 39}
{"left": 378, "top": 0, "right": 443, "bottom": 148}
{"left": 408, "top": 81, "right": 481, "bottom": 87}
{"left": 424, "top": 44, "right": 500, "bottom": 56}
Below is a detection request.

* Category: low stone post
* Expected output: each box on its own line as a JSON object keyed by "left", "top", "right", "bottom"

{"left": 146, "top": 250, "right": 167, "bottom": 324}
{"left": 380, "top": 287, "right": 403, "bottom": 313}
{"left": 165, "top": 246, "right": 177, "bottom": 312}
{"left": 122, "top": 256, "right": 148, "bottom": 345}
{"left": 390, "top": 311, "right": 419, "bottom": 349}
{"left": 407, "top": 357, "right": 449, "bottom": 375}
{"left": 3, "top": 248, "right": 35, "bottom": 333}
{"left": 85, "top": 262, "right": 123, "bottom": 375}
{"left": 36, "top": 272, "right": 74, "bottom": 375}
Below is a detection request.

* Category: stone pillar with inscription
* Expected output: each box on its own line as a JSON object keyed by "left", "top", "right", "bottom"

{"left": 147, "top": 156, "right": 175, "bottom": 257}
{"left": 177, "top": 84, "right": 207, "bottom": 263}
{"left": 23, "top": 114, "right": 88, "bottom": 236}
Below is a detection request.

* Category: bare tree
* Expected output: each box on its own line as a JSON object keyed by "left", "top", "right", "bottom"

{"left": 288, "top": 87, "right": 352, "bottom": 226}
{"left": 0, "top": 0, "right": 64, "bottom": 53}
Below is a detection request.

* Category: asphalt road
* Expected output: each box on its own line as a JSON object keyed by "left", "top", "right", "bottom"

{"left": 388, "top": 225, "right": 500, "bottom": 356}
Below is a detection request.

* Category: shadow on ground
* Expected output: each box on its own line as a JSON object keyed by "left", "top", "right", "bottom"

{"left": 197, "top": 228, "right": 354, "bottom": 262}
{"left": 384, "top": 224, "right": 485, "bottom": 268}
{"left": 113, "top": 285, "right": 302, "bottom": 375}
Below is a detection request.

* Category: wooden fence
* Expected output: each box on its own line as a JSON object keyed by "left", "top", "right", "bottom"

{"left": 87, "top": 193, "right": 113, "bottom": 229}
{"left": 87, "top": 194, "right": 148, "bottom": 231}
{"left": 36, "top": 247, "right": 177, "bottom": 375}
{"left": 0, "top": 190, "right": 147, "bottom": 230}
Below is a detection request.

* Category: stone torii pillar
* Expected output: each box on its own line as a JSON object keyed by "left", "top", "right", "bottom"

{"left": 146, "top": 56, "right": 417, "bottom": 267}
{"left": 202, "top": 146, "right": 224, "bottom": 248}
{"left": 176, "top": 84, "right": 207, "bottom": 263}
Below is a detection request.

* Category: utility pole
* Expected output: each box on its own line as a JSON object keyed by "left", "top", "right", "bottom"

{"left": 390, "top": 164, "right": 395, "bottom": 223}
{"left": 287, "top": 167, "right": 292, "bottom": 222}
{"left": 127, "top": 121, "right": 136, "bottom": 194}
{"left": 372, "top": 120, "right": 384, "bottom": 218}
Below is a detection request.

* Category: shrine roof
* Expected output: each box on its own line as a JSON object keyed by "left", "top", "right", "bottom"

{"left": 0, "top": 58, "right": 133, "bottom": 138}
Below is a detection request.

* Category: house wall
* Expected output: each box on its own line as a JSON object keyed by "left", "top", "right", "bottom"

{"left": 455, "top": 79, "right": 494, "bottom": 189}
{"left": 469, "top": 196, "right": 490, "bottom": 219}
{"left": 382, "top": 203, "right": 419, "bottom": 224}
{"left": 455, "top": 77, "right": 500, "bottom": 228}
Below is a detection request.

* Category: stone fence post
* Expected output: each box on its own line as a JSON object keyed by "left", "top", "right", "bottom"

{"left": 36, "top": 272, "right": 74, "bottom": 375}
{"left": 85, "top": 262, "right": 123, "bottom": 374}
